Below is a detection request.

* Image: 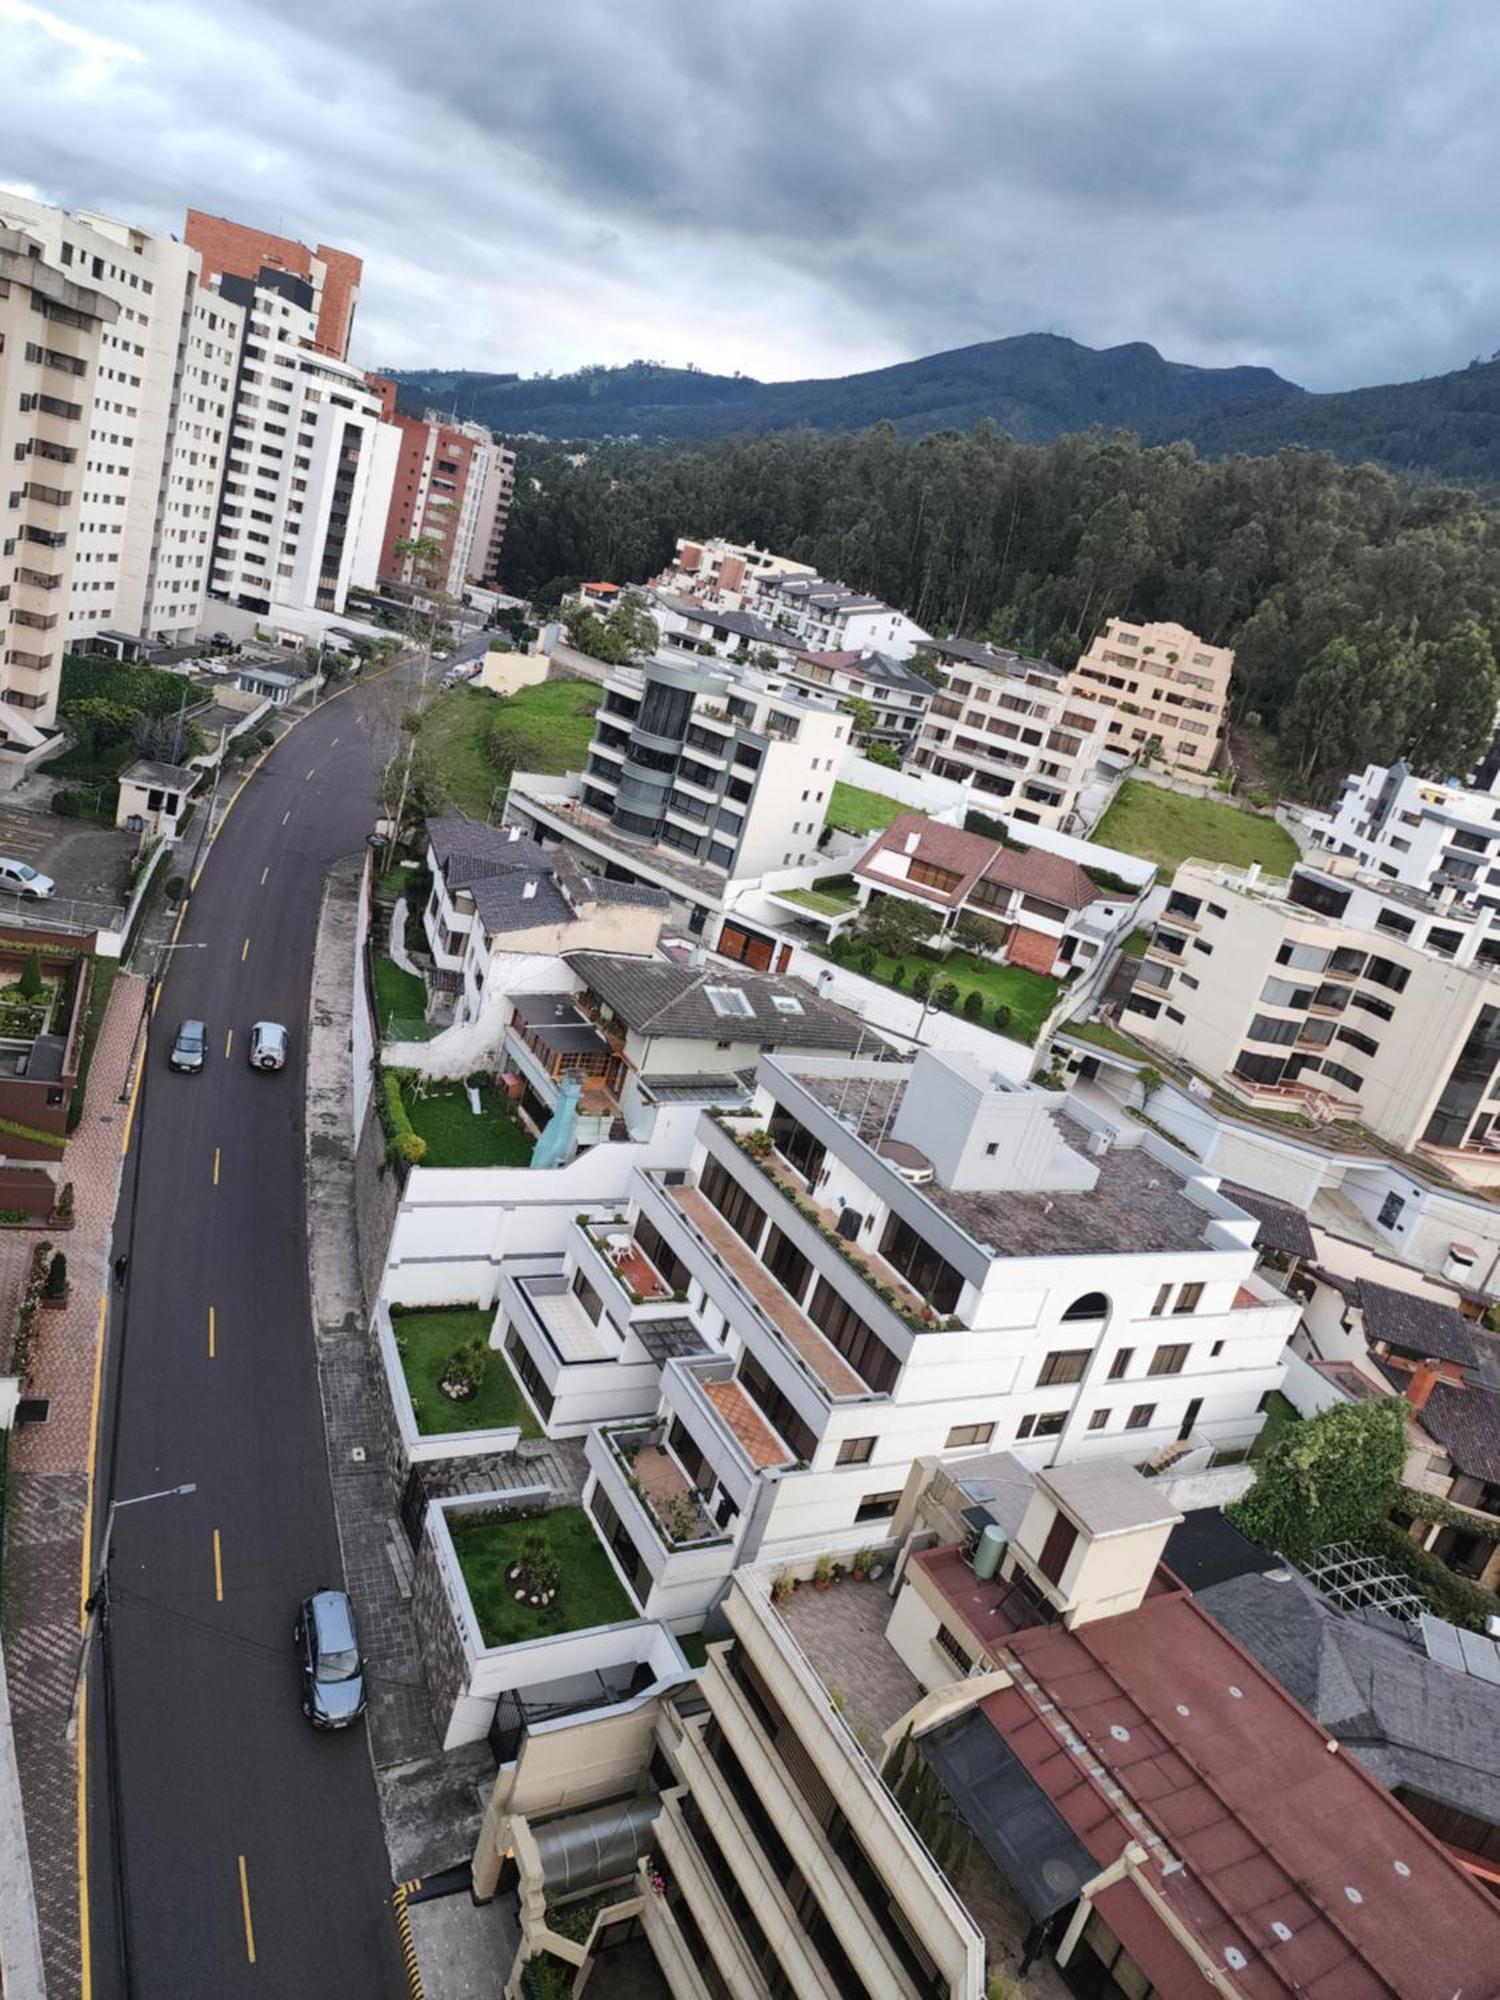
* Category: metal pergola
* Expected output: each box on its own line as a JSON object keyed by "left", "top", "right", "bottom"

{"left": 1304, "top": 1542, "right": 1428, "bottom": 1623}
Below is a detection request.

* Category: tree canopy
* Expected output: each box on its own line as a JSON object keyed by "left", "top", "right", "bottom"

{"left": 1228, "top": 1398, "right": 1410, "bottom": 1565}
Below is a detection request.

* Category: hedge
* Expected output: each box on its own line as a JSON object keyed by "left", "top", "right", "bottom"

{"left": 379, "top": 1069, "right": 427, "bottom": 1166}
{"left": 1371, "top": 1519, "right": 1500, "bottom": 1632}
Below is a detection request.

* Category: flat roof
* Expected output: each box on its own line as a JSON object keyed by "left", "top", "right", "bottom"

{"left": 1040, "top": 1460, "right": 1183, "bottom": 1538}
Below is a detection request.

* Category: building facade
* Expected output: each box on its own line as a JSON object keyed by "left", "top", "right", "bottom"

{"left": 652, "top": 535, "right": 816, "bottom": 612}
{"left": 470, "top": 440, "right": 516, "bottom": 585}
{"left": 1311, "top": 759, "right": 1500, "bottom": 928}
{"left": 1123, "top": 857, "right": 1500, "bottom": 1180}
{"left": 184, "top": 209, "right": 361, "bottom": 361}
{"left": 0, "top": 194, "right": 243, "bottom": 651}
{"left": 757, "top": 572, "right": 932, "bottom": 661}
{"left": 1068, "top": 617, "right": 1233, "bottom": 771}
{"left": 0, "top": 222, "right": 115, "bottom": 753}
{"left": 911, "top": 637, "right": 1112, "bottom": 829}
{"left": 205, "top": 267, "right": 397, "bottom": 620}
{"left": 371, "top": 400, "right": 497, "bottom": 595}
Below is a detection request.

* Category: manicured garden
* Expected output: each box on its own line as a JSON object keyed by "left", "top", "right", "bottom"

{"left": 775, "top": 876, "right": 860, "bottom": 917}
{"left": 392, "top": 1307, "right": 541, "bottom": 1437}
{"left": 419, "top": 679, "right": 600, "bottom": 818}
{"left": 820, "top": 940, "right": 1058, "bottom": 1043}
{"left": 449, "top": 1505, "right": 636, "bottom": 1647}
{"left": 826, "top": 782, "right": 909, "bottom": 835}
{"left": 1093, "top": 780, "right": 1298, "bottom": 876}
{"left": 400, "top": 1078, "right": 533, "bottom": 1167}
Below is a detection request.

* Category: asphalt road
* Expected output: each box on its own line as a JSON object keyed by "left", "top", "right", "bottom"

{"left": 89, "top": 680, "right": 408, "bottom": 1997}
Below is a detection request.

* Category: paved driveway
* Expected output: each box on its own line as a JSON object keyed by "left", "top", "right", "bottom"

{"left": 0, "top": 798, "right": 137, "bottom": 926}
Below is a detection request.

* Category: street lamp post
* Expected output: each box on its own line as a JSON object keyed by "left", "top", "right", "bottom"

{"left": 67, "top": 1482, "right": 198, "bottom": 1742}
{"left": 117, "top": 940, "right": 208, "bottom": 1101}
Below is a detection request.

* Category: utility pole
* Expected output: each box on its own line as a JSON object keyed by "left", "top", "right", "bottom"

{"left": 117, "top": 941, "right": 208, "bottom": 1101}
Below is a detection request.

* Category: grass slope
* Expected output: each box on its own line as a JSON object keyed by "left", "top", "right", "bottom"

{"left": 827, "top": 782, "right": 908, "bottom": 835}
{"left": 1093, "top": 781, "right": 1298, "bottom": 876}
{"left": 420, "top": 679, "right": 599, "bottom": 818}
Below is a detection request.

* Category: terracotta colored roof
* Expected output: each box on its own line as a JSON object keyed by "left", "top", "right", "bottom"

{"left": 986, "top": 1585, "right": 1500, "bottom": 1998}
{"left": 701, "top": 1380, "right": 792, "bottom": 1468}
{"left": 855, "top": 812, "right": 1099, "bottom": 913}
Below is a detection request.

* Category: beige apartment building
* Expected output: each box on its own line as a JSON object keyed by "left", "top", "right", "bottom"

{"left": 910, "top": 636, "right": 1112, "bottom": 830}
{"left": 0, "top": 222, "right": 115, "bottom": 764}
{"left": 1069, "top": 617, "right": 1232, "bottom": 771}
{"left": 1123, "top": 855, "right": 1500, "bottom": 1184}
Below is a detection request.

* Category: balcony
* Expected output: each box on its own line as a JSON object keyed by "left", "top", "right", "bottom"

{"left": 577, "top": 1218, "right": 676, "bottom": 1303}
{"left": 598, "top": 1423, "right": 728, "bottom": 1551}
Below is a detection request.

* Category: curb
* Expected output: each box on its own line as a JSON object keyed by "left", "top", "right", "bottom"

{"left": 391, "top": 1879, "right": 425, "bottom": 1999}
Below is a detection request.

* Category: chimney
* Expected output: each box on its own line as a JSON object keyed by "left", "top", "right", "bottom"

{"left": 522, "top": 879, "right": 538, "bottom": 901}
{"left": 903, "top": 830, "right": 921, "bottom": 856}
{"left": 507, "top": 825, "right": 522, "bottom": 842}
{"left": 1406, "top": 1357, "right": 1442, "bottom": 1414}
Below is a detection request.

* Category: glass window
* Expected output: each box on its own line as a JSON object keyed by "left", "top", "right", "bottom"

{"left": 1016, "top": 1410, "right": 1067, "bottom": 1438}
{"left": 1287, "top": 872, "right": 1351, "bottom": 920}
{"left": 1172, "top": 1283, "right": 1203, "bottom": 1316}
{"left": 1061, "top": 1291, "right": 1108, "bottom": 1321}
{"left": 1037, "top": 1349, "right": 1090, "bottom": 1387}
{"left": 807, "top": 1279, "right": 900, "bottom": 1393}
{"left": 879, "top": 1213, "right": 963, "bottom": 1315}
{"left": 1365, "top": 956, "right": 1410, "bottom": 993}
{"left": 855, "top": 1491, "right": 902, "bottom": 1523}
{"left": 1149, "top": 1343, "right": 1190, "bottom": 1375}
{"left": 1108, "top": 1347, "right": 1134, "bottom": 1379}
{"left": 945, "top": 1423, "right": 995, "bottom": 1448}
{"left": 835, "top": 1436, "right": 875, "bottom": 1465}
{"left": 1087, "top": 1408, "right": 1109, "bottom": 1431}
{"left": 1126, "top": 1403, "right": 1156, "bottom": 1430}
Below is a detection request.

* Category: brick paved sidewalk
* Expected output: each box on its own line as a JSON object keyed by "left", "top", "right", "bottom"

{"left": 1, "top": 968, "right": 145, "bottom": 2000}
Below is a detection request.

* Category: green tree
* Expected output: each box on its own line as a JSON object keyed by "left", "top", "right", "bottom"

{"left": 843, "top": 695, "right": 876, "bottom": 738}
{"left": 1228, "top": 1399, "right": 1409, "bottom": 1565}
{"left": 1405, "top": 620, "right": 1500, "bottom": 777}
{"left": 862, "top": 895, "right": 934, "bottom": 960}
{"left": 865, "top": 742, "right": 902, "bottom": 769}
{"left": 18, "top": 949, "right": 44, "bottom": 1002}
{"left": 951, "top": 911, "right": 1007, "bottom": 958}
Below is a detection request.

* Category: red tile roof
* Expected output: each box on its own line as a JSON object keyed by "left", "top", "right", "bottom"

{"left": 981, "top": 1588, "right": 1500, "bottom": 1998}
{"left": 701, "top": 1380, "right": 792, "bottom": 1468}
{"left": 855, "top": 812, "right": 1100, "bottom": 913}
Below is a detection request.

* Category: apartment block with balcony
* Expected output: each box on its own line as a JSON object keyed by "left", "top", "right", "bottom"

{"left": 1311, "top": 758, "right": 1500, "bottom": 930}
{"left": 371, "top": 397, "right": 497, "bottom": 596}
{"left": 508, "top": 654, "right": 848, "bottom": 933}
{"left": 757, "top": 571, "right": 932, "bottom": 661}
{"left": 1068, "top": 617, "right": 1233, "bottom": 771}
{"left": 652, "top": 534, "right": 816, "bottom": 612}
{"left": 470, "top": 440, "right": 515, "bottom": 585}
{"left": 554, "top": 1046, "right": 1293, "bottom": 1632}
{"left": 912, "top": 636, "right": 1114, "bottom": 829}
{"left": 472, "top": 1449, "right": 1500, "bottom": 2000}
{"left": 205, "top": 266, "right": 397, "bottom": 620}
{"left": 1124, "top": 856, "right": 1500, "bottom": 1184}
{"left": 0, "top": 223, "right": 115, "bottom": 759}
{"left": 0, "top": 194, "right": 244, "bottom": 651}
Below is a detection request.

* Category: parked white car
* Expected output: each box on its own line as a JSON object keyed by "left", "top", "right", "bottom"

{"left": 0, "top": 858, "right": 54, "bottom": 899}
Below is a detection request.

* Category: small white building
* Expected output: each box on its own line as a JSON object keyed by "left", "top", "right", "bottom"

{"left": 756, "top": 572, "right": 932, "bottom": 661}
{"left": 116, "top": 760, "right": 200, "bottom": 840}
{"left": 1311, "top": 758, "right": 1500, "bottom": 931}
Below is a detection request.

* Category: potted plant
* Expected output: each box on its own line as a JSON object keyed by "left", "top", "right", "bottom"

{"left": 851, "top": 1547, "right": 875, "bottom": 1582}
{"left": 770, "top": 1570, "right": 797, "bottom": 1605}
{"left": 42, "top": 1250, "right": 68, "bottom": 1311}
{"left": 812, "top": 1554, "right": 834, "bottom": 1592}
{"left": 438, "top": 1337, "right": 489, "bottom": 1402}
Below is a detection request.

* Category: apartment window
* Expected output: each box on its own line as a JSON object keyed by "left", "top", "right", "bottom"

{"left": 1149, "top": 1343, "right": 1190, "bottom": 1376}
{"left": 1211, "top": 1340, "right": 1225, "bottom": 1358}
{"left": 907, "top": 859, "right": 963, "bottom": 894}
{"left": 1107, "top": 1348, "right": 1133, "bottom": 1380}
{"left": 1016, "top": 1411, "right": 1067, "bottom": 1439}
{"left": 1287, "top": 873, "right": 1352, "bottom": 920}
{"left": 1246, "top": 1013, "right": 1301, "bottom": 1047}
{"left": 1323, "top": 1061, "right": 1365, "bottom": 1094}
{"left": 1036, "top": 1512, "right": 1078, "bottom": 1586}
{"left": 879, "top": 1213, "right": 963, "bottom": 1315}
{"left": 945, "top": 1422, "right": 995, "bottom": 1448}
{"left": 807, "top": 1279, "right": 900, "bottom": 1393}
{"left": 767, "top": 1101, "right": 825, "bottom": 1182}
{"left": 1126, "top": 1403, "right": 1156, "bottom": 1430}
{"left": 1060, "top": 1290, "right": 1108, "bottom": 1321}
{"left": 1037, "top": 1349, "right": 1090, "bottom": 1387}
{"left": 935, "top": 1624, "right": 972, "bottom": 1670}
{"left": 1352, "top": 992, "right": 1395, "bottom": 1022}
{"left": 699, "top": 1156, "right": 766, "bottom": 1250}
{"left": 835, "top": 1436, "right": 876, "bottom": 1465}
{"left": 1336, "top": 1026, "right": 1381, "bottom": 1060}
{"left": 763, "top": 1225, "right": 812, "bottom": 1303}
{"left": 1149, "top": 1283, "right": 1171, "bottom": 1316}
{"left": 570, "top": 1270, "right": 602, "bottom": 1323}
{"left": 1364, "top": 955, "right": 1410, "bottom": 994}
{"left": 855, "top": 1491, "right": 902, "bottom": 1524}
{"left": 1087, "top": 1409, "right": 1109, "bottom": 1431}
{"left": 633, "top": 1214, "right": 689, "bottom": 1295}
{"left": 503, "top": 1329, "right": 555, "bottom": 1422}
{"left": 586, "top": 1487, "right": 648, "bottom": 1605}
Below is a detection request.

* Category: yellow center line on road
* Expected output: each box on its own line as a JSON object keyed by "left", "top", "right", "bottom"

{"left": 208, "top": 1305, "right": 216, "bottom": 1359}
{"left": 237, "top": 1855, "right": 257, "bottom": 1965}
{"left": 225, "top": 1028, "right": 233, "bottom": 1060}
{"left": 241, "top": 936, "right": 250, "bottom": 962}
{"left": 212, "top": 1530, "right": 224, "bottom": 1603}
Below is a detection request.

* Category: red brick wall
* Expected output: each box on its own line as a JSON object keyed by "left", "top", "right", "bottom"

{"left": 313, "top": 242, "right": 362, "bottom": 359}
{"left": 184, "top": 211, "right": 363, "bottom": 360}
{"left": 1007, "top": 925, "right": 1060, "bottom": 976}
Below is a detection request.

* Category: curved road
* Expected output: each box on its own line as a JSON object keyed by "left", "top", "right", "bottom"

{"left": 90, "top": 678, "right": 407, "bottom": 1997}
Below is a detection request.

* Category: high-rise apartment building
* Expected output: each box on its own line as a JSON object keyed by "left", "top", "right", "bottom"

{"left": 204, "top": 267, "right": 397, "bottom": 620}
{"left": 470, "top": 440, "right": 515, "bottom": 585}
{"left": 184, "top": 210, "right": 361, "bottom": 362}
{"left": 368, "top": 395, "right": 496, "bottom": 595}
{"left": 1068, "top": 616, "right": 1233, "bottom": 770}
{"left": 0, "top": 194, "right": 243, "bottom": 650}
{"left": 0, "top": 221, "right": 115, "bottom": 757}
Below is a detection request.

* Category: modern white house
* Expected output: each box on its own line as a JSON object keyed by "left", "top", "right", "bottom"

{"left": 1310, "top": 759, "right": 1500, "bottom": 928}
{"left": 651, "top": 535, "right": 816, "bottom": 612}
{"left": 756, "top": 572, "right": 932, "bottom": 661}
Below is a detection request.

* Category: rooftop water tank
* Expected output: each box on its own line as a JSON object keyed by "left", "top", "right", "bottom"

{"left": 973, "top": 1524, "right": 1006, "bottom": 1581}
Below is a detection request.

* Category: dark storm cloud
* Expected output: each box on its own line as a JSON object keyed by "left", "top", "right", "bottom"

{"left": 3, "top": 0, "right": 1497, "bottom": 388}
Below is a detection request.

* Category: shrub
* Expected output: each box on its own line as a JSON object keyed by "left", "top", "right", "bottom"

{"left": 911, "top": 968, "right": 932, "bottom": 1001}
{"left": 44, "top": 1251, "right": 67, "bottom": 1298}
{"left": 935, "top": 979, "right": 960, "bottom": 1011}
{"left": 164, "top": 877, "right": 186, "bottom": 904}
{"left": 254, "top": 728, "right": 276, "bottom": 750}
{"left": 857, "top": 947, "right": 876, "bottom": 976}
{"left": 50, "top": 790, "right": 82, "bottom": 819}
{"left": 380, "top": 1070, "right": 428, "bottom": 1166}
{"left": 865, "top": 742, "right": 902, "bottom": 769}
{"left": 55, "top": 1180, "right": 74, "bottom": 1220}
{"left": 1084, "top": 863, "right": 1147, "bottom": 898}
{"left": 993, "top": 1002, "right": 1012, "bottom": 1031}
{"left": 962, "top": 989, "right": 984, "bottom": 1021}
{"left": 888, "top": 960, "right": 905, "bottom": 988}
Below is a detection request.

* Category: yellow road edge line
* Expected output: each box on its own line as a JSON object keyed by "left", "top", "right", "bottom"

{"left": 150, "top": 982, "right": 162, "bottom": 1016}
{"left": 208, "top": 1303, "right": 216, "bottom": 1360}
{"left": 213, "top": 1529, "right": 224, "bottom": 1603}
{"left": 238, "top": 1854, "right": 257, "bottom": 1965}
{"left": 213, "top": 1146, "right": 221, "bottom": 1187}
{"left": 77, "top": 1288, "right": 107, "bottom": 2000}
{"left": 119, "top": 1033, "right": 145, "bottom": 1158}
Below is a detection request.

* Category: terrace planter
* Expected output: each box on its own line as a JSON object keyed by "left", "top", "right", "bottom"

{"left": 42, "top": 1289, "right": 69, "bottom": 1312}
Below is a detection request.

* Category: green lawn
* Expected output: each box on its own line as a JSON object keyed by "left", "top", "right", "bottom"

{"left": 393, "top": 1308, "right": 541, "bottom": 1437}
{"left": 372, "top": 954, "right": 429, "bottom": 1037}
{"left": 1249, "top": 1390, "right": 1303, "bottom": 1462}
{"left": 420, "top": 679, "right": 600, "bottom": 818}
{"left": 827, "top": 782, "right": 909, "bottom": 835}
{"left": 1059, "top": 1017, "right": 1156, "bottom": 1060}
{"left": 401, "top": 1080, "right": 533, "bottom": 1167}
{"left": 1094, "top": 780, "right": 1298, "bottom": 876}
{"left": 823, "top": 945, "right": 1057, "bottom": 1043}
{"left": 776, "top": 877, "right": 860, "bottom": 917}
{"left": 1121, "top": 928, "right": 1154, "bottom": 957}
{"left": 450, "top": 1506, "right": 637, "bottom": 1647}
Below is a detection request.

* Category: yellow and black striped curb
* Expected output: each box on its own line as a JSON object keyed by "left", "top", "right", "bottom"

{"left": 392, "top": 1879, "right": 424, "bottom": 1999}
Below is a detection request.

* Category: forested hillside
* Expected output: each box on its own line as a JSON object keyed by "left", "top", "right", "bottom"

{"left": 502, "top": 428, "right": 1500, "bottom": 791}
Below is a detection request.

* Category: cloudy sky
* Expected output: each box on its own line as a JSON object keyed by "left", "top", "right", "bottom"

{"left": 2, "top": 0, "right": 1496, "bottom": 392}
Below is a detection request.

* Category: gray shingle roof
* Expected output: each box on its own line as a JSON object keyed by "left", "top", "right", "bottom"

{"left": 1357, "top": 1278, "right": 1477, "bottom": 1368}
{"left": 427, "top": 813, "right": 669, "bottom": 938}
{"left": 1219, "top": 1181, "right": 1317, "bottom": 1262}
{"left": 564, "top": 952, "right": 866, "bottom": 1050}
{"left": 1200, "top": 1566, "right": 1500, "bottom": 1829}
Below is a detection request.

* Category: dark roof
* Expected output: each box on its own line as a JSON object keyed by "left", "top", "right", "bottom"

{"left": 1200, "top": 1566, "right": 1500, "bottom": 1832}
{"left": 652, "top": 593, "right": 786, "bottom": 648}
{"left": 1218, "top": 1181, "right": 1317, "bottom": 1262}
{"left": 428, "top": 815, "right": 554, "bottom": 885}
{"left": 427, "top": 814, "right": 670, "bottom": 938}
{"left": 564, "top": 953, "right": 865, "bottom": 1050}
{"left": 508, "top": 993, "right": 609, "bottom": 1057}
{"left": 1164, "top": 1508, "right": 1279, "bottom": 1593}
{"left": 918, "top": 634, "right": 1064, "bottom": 679}
{"left": 794, "top": 647, "right": 933, "bottom": 695}
{"left": 1409, "top": 1374, "right": 1500, "bottom": 1484}
{"left": 856, "top": 813, "right": 1100, "bottom": 913}
{"left": 1356, "top": 1278, "right": 1477, "bottom": 1368}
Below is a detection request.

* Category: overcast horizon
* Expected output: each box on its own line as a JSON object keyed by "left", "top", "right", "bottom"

{"left": 3, "top": 0, "right": 1497, "bottom": 396}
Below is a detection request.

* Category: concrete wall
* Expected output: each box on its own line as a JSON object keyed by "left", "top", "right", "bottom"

{"left": 1279, "top": 1346, "right": 1351, "bottom": 1420}
{"left": 352, "top": 854, "right": 375, "bottom": 1140}
{"left": 354, "top": 1095, "right": 401, "bottom": 1311}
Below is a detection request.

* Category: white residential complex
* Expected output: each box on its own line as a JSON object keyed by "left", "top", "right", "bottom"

{"left": 205, "top": 266, "right": 396, "bottom": 619}
{"left": 758, "top": 571, "right": 932, "bottom": 660}
{"left": 1068, "top": 616, "right": 1233, "bottom": 770}
{"left": 470, "top": 439, "right": 516, "bottom": 584}
{"left": 0, "top": 221, "right": 115, "bottom": 757}
{"left": 486, "top": 1047, "right": 1292, "bottom": 1630}
{"left": 1312, "top": 759, "right": 1500, "bottom": 927}
{"left": 911, "top": 635, "right": 1113, "bottom": 829}
{"left": 0, "top": 193, "right": 243, "bottom": 651}
{"left": 1124, "top": 855, "right": 1500, "bottom": 1182}
{"left": 653, "top": 535, "right": 816, "bottom": 611}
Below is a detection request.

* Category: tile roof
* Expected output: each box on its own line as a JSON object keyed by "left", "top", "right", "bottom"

{"left": 855, "top": 812, "right": 1100, "bottom": 913}
{"left": 564, "top": 953, "right": 866, "bottom": 1050}
{"left": 427, "top": 814, "right": 670, "bottom": 937}
{"left": 1394, "top": 1370, "right": 1500, "bottom": 1484}
{"left": 994, "top": 1586, "right": 1500, "bottom": 1999}
{"left": 701, "top": 1379, "right": 792, "bottom": 1467}
{"left": 1218, "top": 1181, "right": 1317, "bottom": 1262}
{"left": 1356, "top": 1279, "right": 1477, "bottom": 1368}
{"left": 919, "top": 634, "right": 1065, "bottom": 679}
{"left": 794, "top": 647, "right": 933, "bottom": 694}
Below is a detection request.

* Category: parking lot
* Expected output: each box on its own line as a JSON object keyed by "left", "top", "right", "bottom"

{"left": 0, "top": 796, "right": 138, "bottom": 928}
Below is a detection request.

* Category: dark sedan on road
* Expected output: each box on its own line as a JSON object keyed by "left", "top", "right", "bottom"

{"left": 295, "top": 1590, "right": 367, "bottom": 1730}
{"left": 168, "top": 1019, "right": 206, "bottom": 1073}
